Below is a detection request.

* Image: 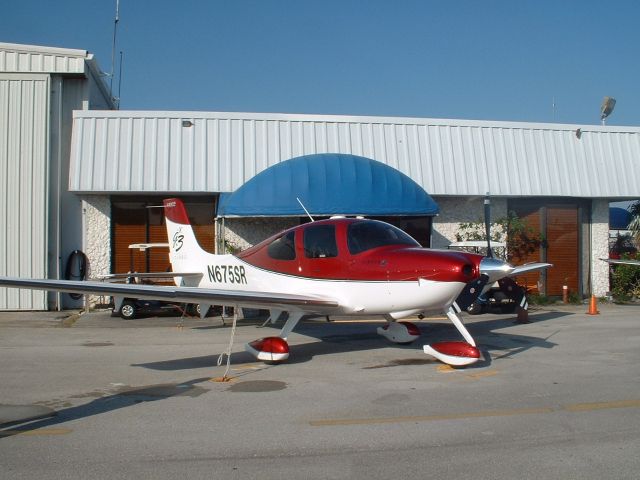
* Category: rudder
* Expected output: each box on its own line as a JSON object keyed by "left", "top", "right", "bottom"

{"left": 163, "top": 198, "right": 209, "bottom": 274}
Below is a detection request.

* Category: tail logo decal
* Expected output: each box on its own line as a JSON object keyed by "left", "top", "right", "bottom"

{"left": 172, "top": 228, "right": 184, "bottom": 252}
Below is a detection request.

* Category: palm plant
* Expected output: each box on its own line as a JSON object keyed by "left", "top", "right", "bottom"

{"left": 628, "top": 201, "right": 640, "bottom": 245}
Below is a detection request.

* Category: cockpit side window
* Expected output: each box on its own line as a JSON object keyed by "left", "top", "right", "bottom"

{"left": 267, "top": 231, "right": 296, "bottom": 261}
{"left": 347, "top": 220, "right": 419, "bottom": 255}
{"left": 303, "top": 225, "right": 338, "bottom": 258}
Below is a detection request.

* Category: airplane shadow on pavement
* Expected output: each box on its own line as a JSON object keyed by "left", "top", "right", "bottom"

{"left": 0, "top": 310, "right": 570, "bottom": 437}
{"left": 0, "top": 377, "right": 212, "bottom": 438}
{"left": 132, "top": 309, "right": 571, "bottom": 371}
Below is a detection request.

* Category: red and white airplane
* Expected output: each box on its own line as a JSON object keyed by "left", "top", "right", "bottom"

{"left": 0, "top": 198, "right": 550, "bottom": 366}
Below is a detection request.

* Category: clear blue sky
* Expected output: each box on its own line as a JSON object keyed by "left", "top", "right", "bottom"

{"left": 3, "top": 1, "right": 639, "bottom": 126}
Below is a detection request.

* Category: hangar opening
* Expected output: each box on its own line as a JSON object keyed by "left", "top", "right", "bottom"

{"left": 216, "top": 154, "right": 439, "bottom": 252}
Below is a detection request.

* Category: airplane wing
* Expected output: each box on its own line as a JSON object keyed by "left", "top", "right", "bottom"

{"left": 601, "top": 258, "right": 640, "bottom": 266}
{"left": 0, "top": 277, "right": 339, "bottom": 314}
{"left": 511, "top": 262, "right": 553, "bottom": 276}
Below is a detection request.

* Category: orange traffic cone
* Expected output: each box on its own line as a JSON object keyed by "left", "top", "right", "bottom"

{"left": 587, "top": 294, "right": 599, "bottom": 315}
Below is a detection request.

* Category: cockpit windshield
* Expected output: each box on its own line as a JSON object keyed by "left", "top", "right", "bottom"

{"left": 347, "top": 220, "right": 420, "bottom": 255}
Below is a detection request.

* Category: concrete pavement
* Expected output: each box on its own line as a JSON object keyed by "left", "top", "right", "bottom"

{"left": 0, "top": 302, "right": 639, "bottom": 479}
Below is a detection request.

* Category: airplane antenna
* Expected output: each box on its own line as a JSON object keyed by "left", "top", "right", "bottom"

{"left": 297, "top": 197, "right": 315, "bottom": 222}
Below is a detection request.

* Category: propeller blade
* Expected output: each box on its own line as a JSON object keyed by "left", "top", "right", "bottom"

{"left": 511, "top": 262, "right": 553, "bottom": 275}
{"left": 484, "top": 193, "right": 493, "bottom": 258}
{"left": 452, "top": 274, "right": 489, "bottom": 313}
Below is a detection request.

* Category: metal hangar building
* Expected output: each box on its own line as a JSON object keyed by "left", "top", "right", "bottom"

{"left": 70, "top": 110, "right": 640, "bottom": 304}
{"left": 0, "top": 43, "right": 114, "bottom": 310}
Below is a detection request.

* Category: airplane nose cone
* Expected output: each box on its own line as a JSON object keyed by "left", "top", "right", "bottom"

{"left": 480, "top": 257, "right": 515, "bottom": 283}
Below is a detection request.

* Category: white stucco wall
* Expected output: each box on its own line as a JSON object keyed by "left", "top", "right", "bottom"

{"left": 431, "top": 197, "right": 507, "bottom": 249}
{"left": 82, "top": 195, "right": 111, "bottom": 307}
{"left": 590, "top": 199, "right": 610, "bottom": 297}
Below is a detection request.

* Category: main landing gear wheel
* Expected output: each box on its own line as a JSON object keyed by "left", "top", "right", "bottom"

{"left": 377, "top": 321, "right": 421, "bottom": 344}
{"left": 245, "top": 337, "right": 290, "bottom": 362}
{"left": 245, "top": 312, "right": 303, "bottom": 363}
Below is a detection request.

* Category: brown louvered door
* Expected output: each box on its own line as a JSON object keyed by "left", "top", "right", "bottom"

{"left": 545, "top": 207, "right": 579, "bottom": 296}
{"left": 112, "top": 203, "right": 148, "bottom": 274}
{"left": 509, "top": 202, "right": 580, "bottom": 297}
{"left": 112, "top": 197, "right": 216, "bottom": 275}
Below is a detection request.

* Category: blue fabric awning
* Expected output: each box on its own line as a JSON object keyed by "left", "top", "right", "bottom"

{"left": 610, "top": 207, "right": 631, "bottom": 229}
{"left": 217, "top": 154, "right": 438, "bottom": 217}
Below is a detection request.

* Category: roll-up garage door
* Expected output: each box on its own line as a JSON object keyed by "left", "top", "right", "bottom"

{"left": 111, "top": 197, "right": 216, "bottom": 275}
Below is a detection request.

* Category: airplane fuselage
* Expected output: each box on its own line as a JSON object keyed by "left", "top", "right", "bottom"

{"left": 170, "top": 213, "right": 484, "bottom": 319}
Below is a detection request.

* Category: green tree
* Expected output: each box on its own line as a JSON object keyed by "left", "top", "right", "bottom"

{"left": 456, "top": 211, "right": 542, "bottom": 260}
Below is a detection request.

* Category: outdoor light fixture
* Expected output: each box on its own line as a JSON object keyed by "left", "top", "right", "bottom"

{"left": 600, "top": 96, "right": 616, "bottom": 125}
{"left": 182, "top": 120, "right": 194, "bottom": 128}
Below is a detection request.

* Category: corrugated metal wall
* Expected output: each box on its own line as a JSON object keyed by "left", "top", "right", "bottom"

{"left": 0, "top": 43, "right": 87, "bottom": 74}
{"left": 0, "top": 74, "right": 49, "bottom": 309}
{"left": 69, "top": 111, "right": 640, "bottom": 198}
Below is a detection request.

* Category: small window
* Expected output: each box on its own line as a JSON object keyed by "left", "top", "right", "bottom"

{"left": 304, "top": 225, "right": 338, "bottom": 258}
{"left": 267, "top": 231, "right": 296, "bottom": 260}
{"left": 348, "top": 220, "right": 419, "bottom": 255}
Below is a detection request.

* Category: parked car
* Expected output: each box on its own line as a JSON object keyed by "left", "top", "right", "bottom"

{"left": 113, "top": 298, "right": 217, "bottom": 319}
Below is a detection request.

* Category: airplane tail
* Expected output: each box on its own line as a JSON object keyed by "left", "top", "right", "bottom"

{"left": 163, "top": 198, "right": 211, "bottom": 277}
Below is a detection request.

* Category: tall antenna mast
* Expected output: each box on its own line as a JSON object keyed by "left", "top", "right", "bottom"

{"left": 109, "top": 0, "right": 120, "bottom": 99}
{"left": 117, "top": 50, "right": 123, "bottom": 108}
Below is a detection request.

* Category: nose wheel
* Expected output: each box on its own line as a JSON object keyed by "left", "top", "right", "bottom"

{"left": 423, "top": 307, "right": 481, "bottom": 366}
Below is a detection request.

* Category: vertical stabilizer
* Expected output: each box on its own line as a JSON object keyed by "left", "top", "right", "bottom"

{"left": 163, "top": 198, "right": 209, "bottom": 277}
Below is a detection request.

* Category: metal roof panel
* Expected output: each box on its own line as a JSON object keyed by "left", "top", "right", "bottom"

{"left": 69, "top": 110, "right": 640, "bottom": 198}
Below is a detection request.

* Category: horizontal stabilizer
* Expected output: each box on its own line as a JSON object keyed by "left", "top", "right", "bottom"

{"left": 601, "top": 258, "right": 640, "bottom": 266}
{"left": 99, "top": 272, "right": 203, "bottom": 281}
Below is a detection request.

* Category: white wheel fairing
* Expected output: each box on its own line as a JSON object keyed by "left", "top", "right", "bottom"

{"left": 377, "top": 321, "right": 421, "bottom": 344}
{"left": 423, "top": 342, "right": 481, "bottom": 366}
{"left": 245, "top": 337, "right": 290, "bottom": 362}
